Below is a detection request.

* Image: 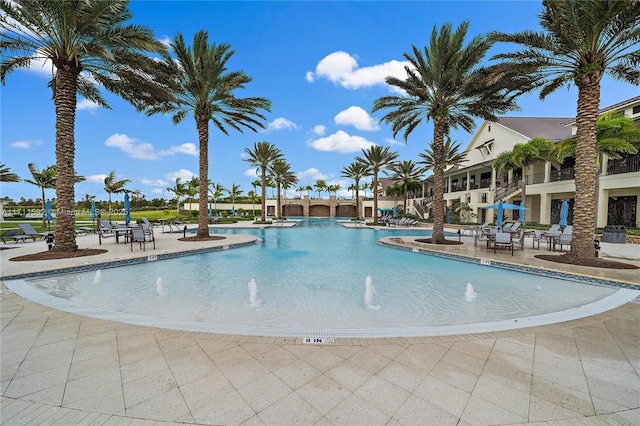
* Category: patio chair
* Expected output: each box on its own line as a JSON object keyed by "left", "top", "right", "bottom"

{"left": 555, "top": 232, "right": 572, "bottom": 251}
{"left": 18, "top": 223, "right": 47, "bottom": 240}
{"left": 98, "top": 219, "right": 115, "bottom": 245}
{"left": 493, "top": 232, "right": 514, "bottom": 255}
{"left": 511, "top": 229, "right": 525, "bottom": 251}
{"left": 508, "top": 222, "right": 521, "bottom": 233}
{"left": 130, "top": 225, "right": 154, "bottom": 251}
{"left": 532, "top": 230, "right": 542, "bottom": 249}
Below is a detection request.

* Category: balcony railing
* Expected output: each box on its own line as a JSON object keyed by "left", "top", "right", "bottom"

{"left": 550, "top": 167, "right": 575, "bottom": 182}
{"left": 607, "top": 154, "right": 640, "bottom": 175}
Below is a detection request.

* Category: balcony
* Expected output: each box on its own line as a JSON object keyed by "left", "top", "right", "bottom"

{"left": 550, "top": 167, "right": 575, "bottom": 182}
{"left": 607, "top": 154, "right": 640, "bottom": 175}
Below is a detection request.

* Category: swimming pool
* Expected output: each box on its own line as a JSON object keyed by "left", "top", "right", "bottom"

{"left": 11, "top": 218, "right": 638, "bottom": 338}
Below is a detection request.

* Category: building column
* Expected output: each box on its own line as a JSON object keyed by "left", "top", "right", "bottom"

{"left": 491, "top": 167, "right": 497, "bottom": 192}
{"left": 539, "top": 193, "right": 552, "bottom": 225}
{"left": 600, "top": 155, "right": 608, "bottom": 177}
{"left": 466, "top": 170, "right": 471, "bottom": 190}
{"left": 596, "top": 188, "right": 608, "bottom": 228}
{"left": 544, "top": 161, "right": 551, "bottom": 183}
{"left": 447, "top": 176, "right": 451, "bottom": 193}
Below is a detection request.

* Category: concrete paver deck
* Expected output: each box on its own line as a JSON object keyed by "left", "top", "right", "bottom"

{"left": 1, "top": 223, "right": 639, "bottom": 425}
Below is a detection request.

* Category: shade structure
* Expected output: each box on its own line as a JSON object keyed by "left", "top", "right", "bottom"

{"left": 559, "top": 200, "right": 569, "bottom": 227}
{"left": 495, "top": 201, "right": 504, "bottom": 227}
{"left": 91, "top": 201, "right": 97, "bottom": 219}
{"left": 124, "top": 193, "right": 131, "bottom": 223}
{"left": 483, "top": 201, "right": 529, "bottom": 227}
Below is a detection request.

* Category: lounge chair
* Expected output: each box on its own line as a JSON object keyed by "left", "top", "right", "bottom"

{"left": 130, "top": 225, "right": 154, "bottom": 251}
{"left": 543, "top": 224, "right": 561, "bottom": 250}
{"left": 1, "top": 229, "right": 21, "bottom": 244}
{"left": 98, "top": 219, "right": 115, "bottom": 245}
{"left": 508, "top": 222, "right": 521, "bottom": 233}
{"left": 493, "top": 232, "right": 514, "bottom": 255}
{"left": 18, "top": 223, "right": 47, "bottom": 240}
{"left": 532, "top": 230, "right": 542, "bottom": 249}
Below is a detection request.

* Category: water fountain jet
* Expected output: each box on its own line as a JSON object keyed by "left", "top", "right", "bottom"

{"left": 156, "top": 277, "right": 167, "bottom": 296}
{"left": 248, "top": 278, "right": 261, "bottom": 306}
{"left": 464, "top": 283, "right": 477, "bottom": 302}
{"left": 364, "top": 276, "right": 380, "bottom": 310}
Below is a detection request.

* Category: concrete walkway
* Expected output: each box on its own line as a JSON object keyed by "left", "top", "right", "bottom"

{"left": 1, "top": 223, "right": 639, "bottom": 425}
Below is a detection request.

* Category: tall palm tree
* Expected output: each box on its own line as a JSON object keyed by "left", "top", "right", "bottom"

{"left": 0, "top": 163, "right": 20, "bottom": 182}
{"left": 103, "top": 171, "right": 130, "bottom": 221}
{"left": 167, "top": 178, "right": 186, "bottom": 218}
{"left": 554, "top": 111, "right": 640, "bottom": 227}
{"left": 314, "top": 180, "right": 327, "bottom": 199}
{"left": 305, "top": 185, "right": 313, "bottom": 199}
{"left": 355, "top": 146, "right": 399, "bottom": 223}
{"left": 208, "top": 181, "right": 227, "bottom": 214}
{"left": 244, "top": 141, "right": 283, "bottom": 221}
{"left": 186, "top": 176, "right": 199, "bottom": 210}
{"left": 247, "top": 190, "right": 259, "bottom": 217}
{"left": 268, "top": 160, "right": 298, "bottom": 218}
{"left": 386, "top": 160, "right": 427, "bottom": 215}
{"left": 373, "top": 22, "right": 522, "bottom": 242}
{"left": 489, "top": 0, "right": 640, "bottom": 258}
{"left": 228, "top": 183, "right": 243, "bottom": 214}
{"left": 493, "top": 137, "right": 554, "bottom": 209}
{"left": 23, "top": 163, "right": 56, "bottom": 227}
{"left": 146, "top": 31, "right": 271, "bottom": 237}
{"left": 1, "top": 0, "right": 169, "bottom": 252}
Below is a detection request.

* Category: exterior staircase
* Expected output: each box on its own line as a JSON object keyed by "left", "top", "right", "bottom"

{"left": 494, "top": 180, "right": 523, "bottom": 201}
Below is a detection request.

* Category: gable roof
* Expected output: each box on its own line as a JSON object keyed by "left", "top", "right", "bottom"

{"left": 495, "top": 117, "right": 573, "bottom": 141}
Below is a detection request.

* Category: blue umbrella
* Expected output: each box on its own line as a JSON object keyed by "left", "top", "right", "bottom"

{"left": 91, "top": 201, "right": 96, "bottom": 219}
{"left": 124, "top": 193, "right": 131, "bottom": 224}
{"left": 559, "top": 200, "right": 569, "bottom": 227}
{"left": 45, "top": 199, "right": 53, "bottom": 221}
{"left": 518, "top": 205, "right": 526, "bottom": 223}
{"left": 495, "top": 200, "right": 504, "bottom": 227}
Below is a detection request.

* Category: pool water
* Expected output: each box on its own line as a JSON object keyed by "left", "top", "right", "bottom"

{"left": 20, "top": 218, "right": 634, "bottom": 337}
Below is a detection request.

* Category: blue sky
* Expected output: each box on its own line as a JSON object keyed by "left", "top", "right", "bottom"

{"left": 1, "top": 0, "right": 637, "bottom": 204}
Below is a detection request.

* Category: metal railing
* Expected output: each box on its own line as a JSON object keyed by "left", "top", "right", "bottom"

{"left": 550, "top": 167, "right": 575, "bottom": 182}
{"left": 494, "top": 179, "right": 523, "bottom": 201}
{"left": 607, "top": 154, "right": 640, "bottom": 175}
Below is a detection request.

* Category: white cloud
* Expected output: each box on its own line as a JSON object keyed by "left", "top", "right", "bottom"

{"left": 142, "top": 178, "right": 167, "bottom": 186}
{"left": 308, "top": 130, "right": 376, "bottom": 154}
{"left": 160, "top": 143, "right": 198, "bottom": 156}
{"left": 244, "top": 168, "right": 259, "bottom": 178}
{"left": 334, "top": 106, "right": 379, "bottom": 131}
{"left": 85, "top": 174, "right": 108, "bottom": 183}
{"left": 307, "top": 51, "right": 410, "bottom": 90}
{"left": 165, "top": 169, "right": 196, "bottom": 182}
{"left": 104, "top": 133, "right": 197, "bottom": 160}
{"left": 312, "top": 125, "right": 326, "bottom": 136}
{"left": 268, "top": 117, "right": 299, "bottom": 131}
{"left": 297, "top": 167, "right": 328, "bottom": 181}
{"left": 10, "top": 139, "right": 42, "bottom": 149}
{"left": 77, "top": 98, "right": 100, "bottom": 112}
{"left": 385, "top": 137, "right": 405, "bottom": 146}
{"left": 150, "top": 188, "right": 164, "bottom": 195}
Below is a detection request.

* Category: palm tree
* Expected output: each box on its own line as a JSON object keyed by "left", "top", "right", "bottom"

{"left": 0, "top": 163, "right": 20, "bottom": 182}
{"left": 103, "top": 171, "right": 130, "bottom": 221}
{"left": 1, "top": 0, "right": 169, "bottom": 252}
{"left": 208, "top": 181, "right": 227, "bottom": 215}
{"left": 247, "top": 190, "right": 259, "bottom": 217}
{"left": 373, "top": 22, "right": 522, "bottom": 242}
{"left": 186, "top": 176, "right": 199, "bottom": 211}
{"left": 314, "top": 180, "right": 327, "bottom": 199}
{"left": 386, "top": 184, "right": 404, "bottom": 215}
{"left": 488, "top": 0, "right": 640, "bottom": 258}
{"left": 268, "top": 160, "right": 298, "bottom": 218}
{"left": 23, "top": 163, "right": 56, "bottom": 227}
{"left": 146, "top": 31, "right": 271, "bottom": 237}
{"left": 327, "top": 184, "right": 341, "bottom": 197}
{"left": 493, "top": 137, "right": 554, "bottom": 209}
{"left": 355, "top": 146, "right": 399, "bottom": 223}
{"left": 167, "top": 178, "right": 186, "bottom": 218}
{"left": 305, "top": 185, "right": 313, "bottom": 199}
{"left": 244, "top": 141, "right": 283, "bottom": 221}
{"left": 554, "top": 111, "right": 640, "bottom": 227}
{"left": 386, "top": 160, "right": 427, "bottom": 215}
{"left": 228, "top": 183, "right": 243, "bottom": 214}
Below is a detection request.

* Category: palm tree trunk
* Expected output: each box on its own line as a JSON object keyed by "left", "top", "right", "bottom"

{"left": 373, "top": 171, "right": 379, "bottom": 223}
{"left": 432, "top": 117, "right": 446, "bottom": 243}
{"left": 41, "top": 187, "right": 46, "bottom": 228}
{"left": 403, "top": 182, "right": 408, "bottom": 214}
{"left": 276, "top": 183, "right": 282, "bottom": 218}
{"left": 355, "top": 180, "right": 360, "bottom": 219}
{"left": 196, "top": 116, "right": 210, "bottom": 238}
{"left": 261, "top": 167, "right": 267, "bottom": 221}
{"left": 571, "top": 80, "right": 601, "bottom": 258}
{"left": 52, "top": 67, "right": 78, "bottom": 252}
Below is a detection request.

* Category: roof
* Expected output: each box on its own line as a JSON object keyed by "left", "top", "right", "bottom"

{"left": 495, "top": 117, "right": 573, "bottom": 141}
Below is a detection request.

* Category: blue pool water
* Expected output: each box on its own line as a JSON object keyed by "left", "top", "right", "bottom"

{"left": 18, "top": 218, "right": 636, "bottom": 337}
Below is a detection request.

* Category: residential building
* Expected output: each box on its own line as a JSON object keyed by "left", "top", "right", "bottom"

{"left": 412, "top": 96, "right": 640, "bottom": 228}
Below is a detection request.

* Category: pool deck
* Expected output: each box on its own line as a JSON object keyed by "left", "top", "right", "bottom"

{"left": 1, "top": 223, "right": 639, "bottom": 425}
